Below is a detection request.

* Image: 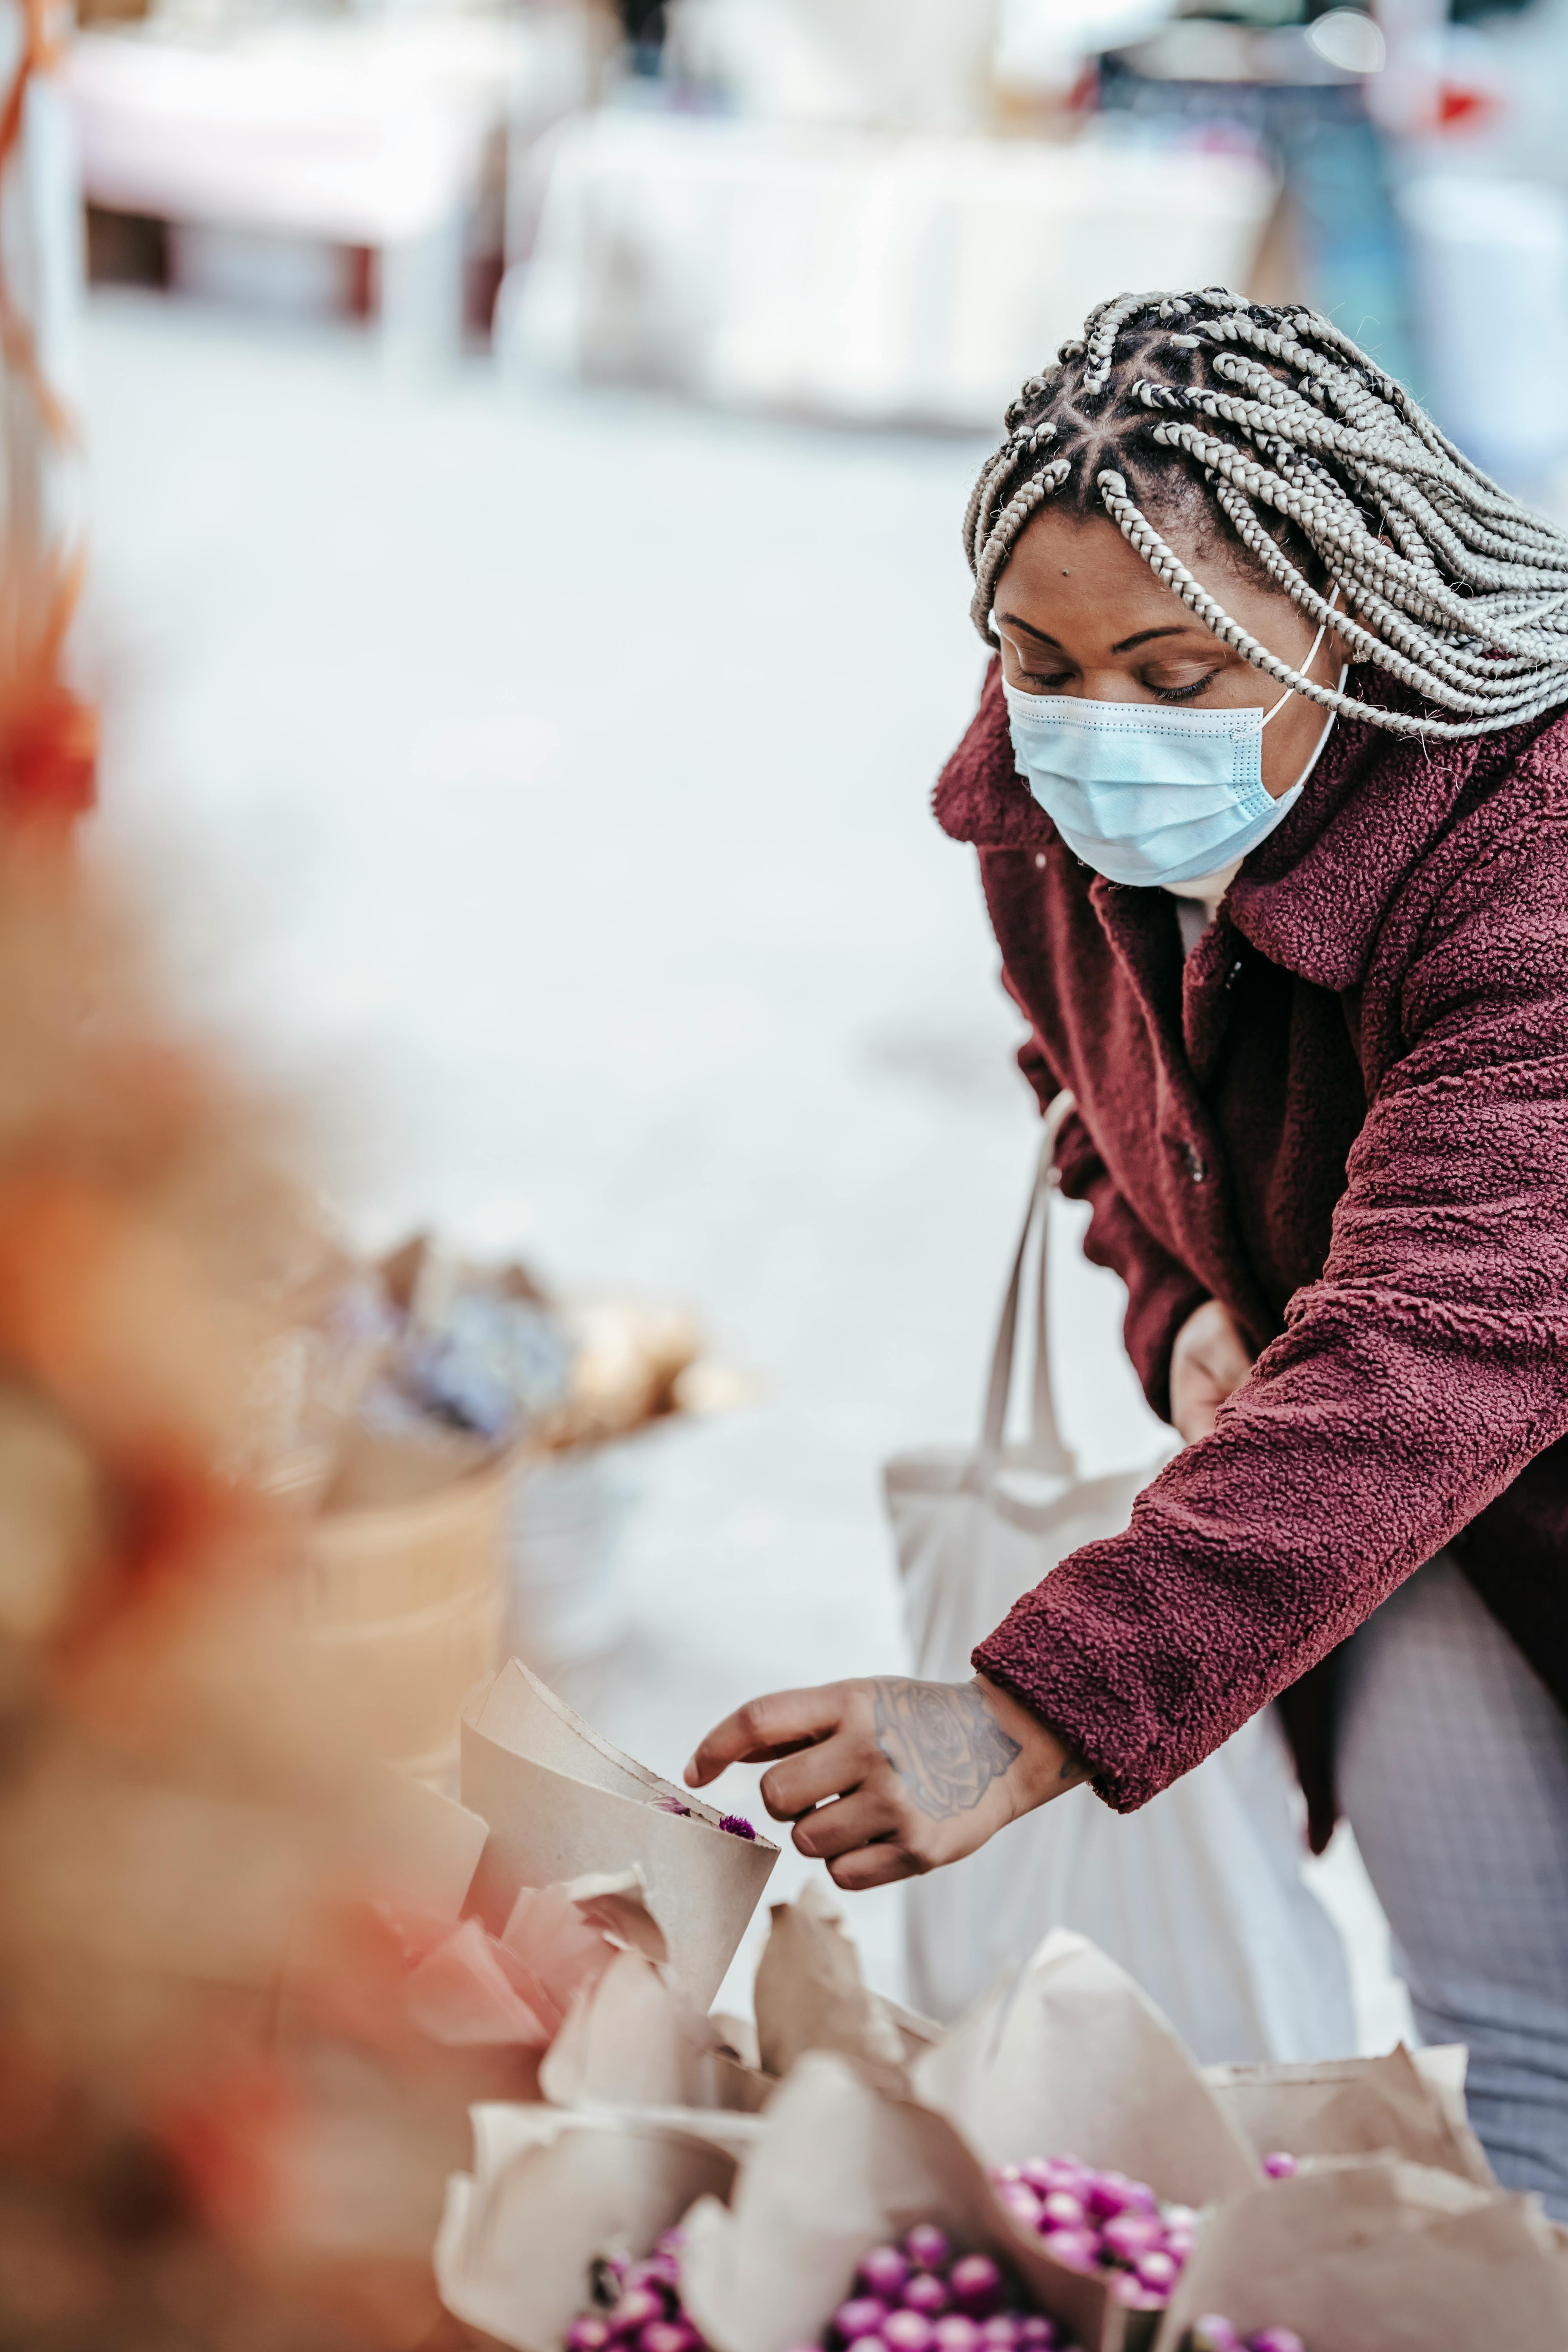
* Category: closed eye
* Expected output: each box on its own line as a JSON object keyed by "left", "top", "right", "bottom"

{"left": 1151, "top": 670, "right": 1221, "bottom": 703}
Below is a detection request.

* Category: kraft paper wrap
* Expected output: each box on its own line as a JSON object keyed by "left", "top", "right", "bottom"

{"left": 541, "top": 1948, "right": 767, "bottom": 2114}
{"left": 461, "top": 1662, "right": 777, "bottom": 2009}
{"left": 1202, "top": 2043, "right": 1494, "bottom": 2187}
{"left": 1153, "top": 2156, "right": 1568, "bottom": 2352}
{"left": 912, "top": 1930, "right": 1259, "bottom": 2208}
{"left": 435, "top": 2105, "right": 744, "bottom": 2352}
{"left": 753, "top": 1882, "right": 911, "bottom": 2087}
{"left": 680, "top": 2050, "right": 1124, "bottom": 2352}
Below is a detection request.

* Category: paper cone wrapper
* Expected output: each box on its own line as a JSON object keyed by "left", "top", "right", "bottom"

{"left": 1202, "top": 2043, "right": 1494, "bottom": 2187}
{"left": 753, "top": 1884, "right": 910, "bottom": 2087}
{"left": 913, "top": 1931, "right": 1258, "bottom": 2208}
{"left": 681, "top": 2050, "right": 1124, "bottom": 2352}
{"left": 541, "top": 1948, "right": 768, "bottom": 2114}
{"left": 1153, "top": 2156, "right": 1568, "bottom": 2352}
{"left": 460, "top": 1661, "right": 777, "bottom": 2009}
{"left": 435, "top": 2104, "right": 748, "bottom": 2352}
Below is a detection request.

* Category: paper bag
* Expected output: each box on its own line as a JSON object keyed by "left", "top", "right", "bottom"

{"left": 681, "top": 2050, "right": 1125, "bottom": 2352}
{"left": 461, "top": 1661, "right": 778, "bottom": 2008}
{"left": 913, "top": 1931, "right": 1258, "bottom": 2208}
{"left": 1202, "top": 2043, "right": 1494, "bottom": 2187}
{"left": 753, "top": 1883, "right": 910, "bottom": 2086}
{"left": 436, "top": 2105, "right": 742, "bottom": 2352}
{"left": 1152, "top": 2156, "right": 1568, "bottom": 2352}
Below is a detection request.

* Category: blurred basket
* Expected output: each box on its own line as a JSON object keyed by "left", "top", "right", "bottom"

{"left": 303, "top": 1443, "right": 516, "bottom": 1784}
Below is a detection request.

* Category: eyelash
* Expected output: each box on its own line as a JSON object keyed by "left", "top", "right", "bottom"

{"left": 1021, "top": 669, "right": 1223, "bottom": 703}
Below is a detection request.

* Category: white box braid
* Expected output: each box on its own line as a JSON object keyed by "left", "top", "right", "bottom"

{"left": 964, "top": 288, "right": 1568, "bottom": 741}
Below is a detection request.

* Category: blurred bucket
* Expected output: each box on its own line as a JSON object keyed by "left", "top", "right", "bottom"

{"left": 305, "top": 1443, "right": 515, "bottom": 1784}
{"left": 505, "top": 1447, "right": 633, "bottom": 1679}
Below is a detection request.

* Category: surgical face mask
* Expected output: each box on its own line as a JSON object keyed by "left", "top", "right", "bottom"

{"left": 1003, "top": 601, "right": 1341, "bottom": 891}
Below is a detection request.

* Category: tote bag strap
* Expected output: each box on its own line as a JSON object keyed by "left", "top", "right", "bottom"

{"left": 978, "top": 1091, "right": 1076, "bottom": 1481}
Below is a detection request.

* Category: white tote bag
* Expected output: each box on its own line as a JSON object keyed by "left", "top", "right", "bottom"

{"left": 886, "top": 1095, "right": 1355, "bottom": 2065}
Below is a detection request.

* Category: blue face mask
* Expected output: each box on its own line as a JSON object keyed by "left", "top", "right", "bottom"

{"left": 1003, "top": 608, "right": 1339, "bottom": 890}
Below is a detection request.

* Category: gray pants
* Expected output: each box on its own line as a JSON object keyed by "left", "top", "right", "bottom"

{"left": 1338, "top": 1552, "right": 1568, "bottom": 2218}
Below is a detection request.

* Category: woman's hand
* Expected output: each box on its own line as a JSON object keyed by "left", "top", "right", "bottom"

{"left": 684, "top": 1673, "right": 1086, "bottom": 1889}
{"left": 1169, "top": 1298, "right": 1253, "bottom": 1445}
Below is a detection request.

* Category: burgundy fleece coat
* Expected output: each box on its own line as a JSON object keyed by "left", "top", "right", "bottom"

{"left": 939, "top": 658, "right": 1568, "bottom": 1839}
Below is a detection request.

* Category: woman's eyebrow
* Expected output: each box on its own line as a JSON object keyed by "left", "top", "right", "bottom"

{"left": 996, "top": 612, "right": 1062, "bottom": 648}
{"left": 1112, "top": 626, "right": 1198, "bottom": 653}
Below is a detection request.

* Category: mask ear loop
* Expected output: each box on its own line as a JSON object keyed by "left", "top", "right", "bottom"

{"left": 1258, "top": 583, "right": 1341, "bottom": 731}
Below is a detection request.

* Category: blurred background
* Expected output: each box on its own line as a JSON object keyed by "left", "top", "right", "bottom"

{"left": 29, "top": 0, "right": 1568, "bottom": 2020}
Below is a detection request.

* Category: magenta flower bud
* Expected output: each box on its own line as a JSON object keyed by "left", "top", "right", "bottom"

{"left": 610, "top": 2290, "right": 665, "bottom": 2331}
{"left": 1099, "top": 2213, "right": 1161, "bottom": 2262}
{"left": 904, "top": 2225, "right": 951, "bottom": 2273}
{"left": 931, "top": 2319, "right": 983, "bottom": 2352}
{"left": 947, "top": 2256, "right": 1003, "bottom": 2319}
{"left": 638, "top": 2325, "right": 693, "bottom": 2352}
{"left": 718, "top": 1813, "right": 757, "bottom": 1839}
{"left": 566, "top": 2321, "right": 613, "bottom": 2352}
{"left": 1191, "top": 2321, "right": 1245, "bottom": 2352}
{"left": 1018, "top": 2160, "right": 1060, "bottom": 2196}
{"left": 1261, "top": 2152, "right": 1298, "bottom": 2180}
{"left": 902, "top": 2274, "right": 951, "bottom": 2318}
{"left": 833, "top": 2299, "right": 890, "bottom": 2344}
{"left": 884, "top": 2316, "right": 935, "bottom": 2352}
{"left": 1085, "top": 2172, "right": 1152, "bottom": 2220}
{"left": 626, "top": 2258, "right": 678, "bottom": 2297}
{"left": 858, "top": 2248, "right": 910, "bottom": 2300}
{"left": 1040, "top": 2227, "right": 1098, "bottom": 2273}
{"left": 1249, "top": 2332, "right": 1306, "bottom": 2352}
{"left": 1016, "top": 2322, "right": 1059, "bottom": 2348}
{"left": 1134, "top": 2250, "right": 1180, "bottom": 2295}
{"left": 996, "top": 2182, "right": 1042, "bottom": 2232}
{"left": 1039, "top": 2190, "right": 1087, "bottom": 2231}
{"left": 1110, "top": 2277, "right": 1163, "bottom": 2311}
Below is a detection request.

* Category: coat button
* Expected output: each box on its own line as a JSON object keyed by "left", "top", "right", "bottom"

{"left": 1181, "top": 1140, "right": 1208, "bottom": 1183}
{"left": 1034, "top": 852, "right": 1047, "bottom": 869}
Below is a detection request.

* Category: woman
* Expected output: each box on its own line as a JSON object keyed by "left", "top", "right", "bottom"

{"left": 687, "top": 289, "right": 1568, "bottom": 2207}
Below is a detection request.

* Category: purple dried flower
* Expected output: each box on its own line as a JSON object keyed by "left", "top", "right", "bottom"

{"left": 1191, "top": 2321, "right": 1245, "bottom": 2352}
{"left": 932, "top": 2319, "right": 984, "bottom": 2352}
{"left": 947, "top": 2256, "right": 1003, "bottom": 2319}
{"left": 719, "top": 1813, "right": 757, "bottom": 1839}
{"left": 903, "top": 2224, "right": 951, "bottom": 2273}
{"left": 833, "top": 2298, "right": 889, "bottom": 2345}
{"left": 1248, "top": 2333, "right": 1305, "bottom": 2352}
{"left": 566, "top": 2323, "right": 613, "bottom": 2352}
{"left": 903, "top": 2272, "right": 952, "bottom": 2318}
{"left": 884, "top": 2316, "right": 936, "bottom": 2352}
{"left": 858, "top": 2247, "right": 910, "bottom": 2300}
{"left": 657, "top": 1797, "right": 693, "bottom": 1816}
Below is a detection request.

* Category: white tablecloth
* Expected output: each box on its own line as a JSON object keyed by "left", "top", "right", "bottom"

{"left": 504, "top": 113, "right": 1276, "bottom": 430}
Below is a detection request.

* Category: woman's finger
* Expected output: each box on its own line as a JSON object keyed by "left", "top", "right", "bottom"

{"left": 759, "top": 1733, "right": 868, "bottom": 1822}
{"left": 827, "top": 1839, "right": 920, "bottom": 1891}
{"left": 789, "top": 1789, "right": 897, "bottom": 1862}
{"left": 684, "top": 1684, "right": 848, "bottom": 1787}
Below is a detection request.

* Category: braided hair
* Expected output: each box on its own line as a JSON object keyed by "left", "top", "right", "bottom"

{"left": 965, "top": 288, "right": 1568, "bottom": 741}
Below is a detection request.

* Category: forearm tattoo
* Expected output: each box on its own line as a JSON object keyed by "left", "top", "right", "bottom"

{"left": 872, "top": 1679, "right": 1022, "bottom": 1820}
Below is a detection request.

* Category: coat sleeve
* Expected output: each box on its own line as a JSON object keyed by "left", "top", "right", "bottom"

{"left": 976, "top": 802, "right": 1568, "bottom": 1809}
{"left": 1014, "top": 1022, "right": 1208, "bottom": 1427}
